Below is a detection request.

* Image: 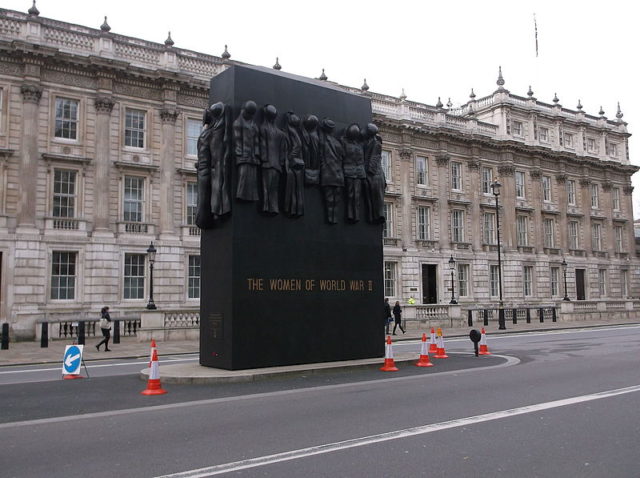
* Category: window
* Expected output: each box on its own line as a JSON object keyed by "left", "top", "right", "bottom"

{"left": 606, "top": 142, "right": 618, "bottom": 158}
{"left": 490, "top": 265, "right": 500, "bottom": 297}
{"left": 515, "top": 171, "right": 526, "bottom": 198}
{"left": 612, "top": 187, "right": 621, "bottom": 211}
{"left": 483, "top": 212, "right": 496, "bottom": 244}
{"left": 539, "top": 127, "right": 549, "bottom": 143}
{"left": 542, "top": 175, "right": 551, "bottom": 202}
{"left": 54, "top": 98, "right": 79, "bottom": 140}
{"left": 451, "top": 162, "right": 462, "bottom": 191}
{"left": 569, "top": 221, "right": 579, "bottom": 250}
{"left": 123, "top": 176, "right": 144, "bottom": 223}
{"left": 516, "top": 215, "right": 528, "bottom": 246}
{"left": 598, "top": 269, "right": 606, "bottom": 297}
{"left": 621, "top": 270, "right": 629, "bottom": 298}
{"left": 567, "top": 180, "right": 576, "bottom": 206}
{"left": 186, "top": 118, "right": 201, "bottom": 157}
{"left": 550, "top": 267, "right": 559, "bottom": 297}
{"left": 124, "top": 253, "right": 145, "bottom": 299}
{"left": 457, "top": 264, "right": 469, "bottom": 297}
{"left": 186, "top": 182, "right": 198, "bottom": 225}
{"left": 543, "top": 218, "right": 555, "bottom": 248}
{"left": 564, "top": 132, "right": 574, "bottom": 148}
{"left": 384, "top": 261, "right": 397, "bottom": 297}
{"left": 615, "top": 226, "right": 624, "bottom": 252}
{"left": 481, "top": 167, "right": 493, "bottom": 194}
{"left": 416, "top": 206, "right": 430, "bottom": 240}
{"left": 591, "top": 184, "right": 599, "bottom": 208}
{"left": 512, "top": 120, "right": 523, "bottom": 136}
{"left": 381, "top": 150, "right": 391, "bottom": 182}
{"left": 52, "top": 169, "right": 77, "bottom": 218}
{"left": 188, "top": 255, "right": 201, "bottom": 299}
{"left": 383, "top": 202, "right": 393, "bottom": 238}
{"left": 591, "top": 223, "right": 602, "bottom": 251}
{"left": 415, "top": 156, "right": 428, "bottom": 186}
{"left": 523, "top": 266, "right": 533, "bottom": 297}
{"left": 586, "top": 137, "right": 597, "bottom": 153}
{"left": 51, "top": 251, "right": 76, "bottom": 300}
{"left": 451, "top": 209, "right": 465, "bottom": 242}
{"left": 124, "top": 108, "right": 146, "bottom": 148}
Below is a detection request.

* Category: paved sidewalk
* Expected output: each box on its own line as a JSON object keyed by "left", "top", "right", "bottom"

{"left": 1, "top": 318, "right": 638, "bottom": 367}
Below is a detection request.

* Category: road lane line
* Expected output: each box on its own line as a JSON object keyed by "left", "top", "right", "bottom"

{"left": 0, "top": 357, "right": 198, "bottom": 374}
{"left": 0, "top": 355, "right": 518, "bottom": 429}
{"left": 155, "top": 384, "right": 640, "bottom": 478}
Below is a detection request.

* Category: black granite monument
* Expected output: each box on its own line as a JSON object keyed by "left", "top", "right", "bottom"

{"left": 199, "top": 65, "right": 384, "bottom": 370}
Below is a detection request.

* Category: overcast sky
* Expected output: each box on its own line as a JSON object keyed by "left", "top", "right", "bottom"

{"left": 5, "top": 0, "right": 640, "bottom": 215}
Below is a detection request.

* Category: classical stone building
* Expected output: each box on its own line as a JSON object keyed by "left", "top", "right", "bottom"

{"left": 0, "top": 5, "right": 637, "bottom": 339}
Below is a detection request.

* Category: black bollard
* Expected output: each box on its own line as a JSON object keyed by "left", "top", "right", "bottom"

{"left": 552, "top": 307, "right": 557, "bottom": 322}
{"left": 78, "top": 321, "right": 85, "bottom": 345}
{"left": 1, "top": 322, "right": 9, "bottom": 350}
{"left": 113, "top": 319, "right": 120, "bottom": 344}
{"left": 483, "top": 309, "right": 489, "bottom": 326}
{"left": 526, "top": 308, "right": 531, "bottom": 324}
{"left": 468, "top": 309, "right": 473, "bottom": 327}
{"left": 539, "top": 307, "right": 544, "bottom": 323}
{"left": 40, "top": 322, "right": 48, "bottom": 348}
{"left": 512, "top": 308, "right": 518, "bottom": 324}
{"left": 469, "top": 329, "right": 481, "bottom": 357}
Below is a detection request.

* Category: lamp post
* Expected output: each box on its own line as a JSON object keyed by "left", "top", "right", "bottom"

{"left": 146, "top": 241, "right": 157, "bottom": 310}
{"left": 561, "top": 257, "right": 570, "bottom": 301}
{"left": 490, "top": 179, "right": 506, "bottom": 330}
{"left": 449, "top": 255, "right": 457, "bottom": 304}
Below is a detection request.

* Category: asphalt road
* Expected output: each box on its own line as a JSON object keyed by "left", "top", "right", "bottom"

{"left": 1, "top": 325, "right": 639, "bottom": 477}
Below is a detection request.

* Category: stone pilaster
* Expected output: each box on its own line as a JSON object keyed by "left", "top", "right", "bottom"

{"left": 497, "top": 162, "right": 516, "bottom": 249}
{"left": 399, "top": 149, "right": 412, "bottom": 251}
{"left": 579, "top": 178, "right": 592, "bottom": 254}
{"left": 435, "top": 154, "right": 449, "bottom": 250}
{"left": 601, "top": 181, "right": 615, "bottom": 257}
{"left": 555, "top": 174, "right": 568, "bottom": 249}
{"left": 623, "top": 185, "right": 635, "bottom": 257}
{"left": 17, "top": 83, "right": 42, "bottom": 229}
{"left": 159, "top": 107, "right": 180, "bottom": 238}
{"left": 94, "top": 96, "right": 115, "bottom": 233}
{"left": 530, "top": 168, "right": 543, "bottom": 251}
{"left": 467, "top": 158, "right": 481, "bottom": 251}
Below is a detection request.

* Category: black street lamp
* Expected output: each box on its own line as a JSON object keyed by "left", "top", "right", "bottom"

{"left": 561, "top": 257, "right": 570, "bottom": 301}
{"left": 490, "top": 179, "right": 506, "bottom": 330}
{"left": 449, "top": 255, "right": 457, "bottom": 304}
{"left": 146, "top": 241, "right": 157, "bottom": 310}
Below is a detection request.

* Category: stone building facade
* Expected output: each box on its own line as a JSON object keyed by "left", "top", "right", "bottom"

{"left": 0, "top": 6, "right": 637, "bottom": 339}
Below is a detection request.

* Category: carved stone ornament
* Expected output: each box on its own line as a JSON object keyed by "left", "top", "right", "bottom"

{"left": 399, "top": 149, "right": 412, "bottom": 160}
{"left": 435, "top": 154, "right": 450, "bottom": 166}
{"left": 555, "top": 174, "right": 567, "bottom": 184}
{"left": 94, "top": 96, "right": 115, "bottom": 114}
{"left": 529, "top": 168, "right": 542, "bottom": 179}
{"left": 467, "top": 159, "right": 480, "bottom": 170}
{"left": 623, "top": 185, "right": 634, "bottom": 196}
{"left": 601, "top": 181, "right": 613, "bottom": 192}
{"left": 160, "top": 108, "right": 180, "bottom": 123}
{"left": 497, "top": 164, "right": 515, "bottom": 176}
{"left": 579, "top": 178, "right": 592, "bottom": 187}
{"left": 20, "top": 83, "right": 42, "bottom": 103}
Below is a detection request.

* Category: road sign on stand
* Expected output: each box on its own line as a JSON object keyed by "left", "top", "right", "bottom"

{"left": 62, "top": 344, "right": 84, "bottom": 377}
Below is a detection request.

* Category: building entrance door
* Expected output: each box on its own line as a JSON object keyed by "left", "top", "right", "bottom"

{"left": 422, "top": 264, "right": 437, "bottom": 304}
{"left": 576, "top": 268, "right": 586, "bottom": 300}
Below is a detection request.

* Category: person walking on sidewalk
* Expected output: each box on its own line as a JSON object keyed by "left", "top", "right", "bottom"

{"left": 384, "top": 298, "right": 392, "bottom": 334}
{"left": 392, "top": 301, "right": 405, "bottom": 335}
{"left": 96, "top": 306, "right": 112, "bottom": 351}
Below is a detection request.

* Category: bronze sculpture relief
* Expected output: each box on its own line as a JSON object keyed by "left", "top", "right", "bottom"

{"left": 209, "top": 102, "right": 232, "bottom": 218}
{"left": 283, "top": 112, "right": 305, "bottom": 217}
{"left": 301, "top": 114, "right": 321, "bottom": 185}
{"left": 259, "top": 104, "right": 287, "bottom": 214}
{"left": 319, "top": 119, "right": 345, "bottom": 224}
{"left": 233, "top": 100, "right": 260, "bottom": 201}
{"left": 341, "top": 123, "right": 366, "bottom": 223}
{"left": 363, "top": 123, "right": 386, "bottom": 224}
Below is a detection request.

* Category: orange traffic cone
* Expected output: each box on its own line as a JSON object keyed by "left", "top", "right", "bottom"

{"left": 428, "top": 327, "right": 437, "bottom": 354}
{"left": 479, "top": 327, "right": 491, "bottom": 355}
{"left": 433, "top": 328, "right": 449, "bottom": 359}
{"left": 148, "top": 338, "right": 157, "bottom": 368}
{"left": 380, "top": 335, "right": 399, "bottom": 372}
{"left": 141, "top": 348, "right": 167, "bottom": 395}
{"left": 415, "top": 333, "right": 435, "bottom": 367}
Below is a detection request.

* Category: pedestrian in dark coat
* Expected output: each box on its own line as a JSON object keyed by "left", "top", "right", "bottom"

{"left": 393, "top": 301, "right": 405, "bottom": 335}
{"left": 96, "top": 306, "right": 112, "bottom": 352}
{"left": 384, "top": 298, "right": 392, "bottom": 334}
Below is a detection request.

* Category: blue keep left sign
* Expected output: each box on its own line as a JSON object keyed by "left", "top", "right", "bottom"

{"left": 62, "top": 345, "right": 83, "bottom": 375}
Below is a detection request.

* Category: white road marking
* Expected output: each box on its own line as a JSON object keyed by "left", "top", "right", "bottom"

{"left": 0, "top": 355, "right": 519, "bottom": 429}
{"left": 156, "top": 384, "right": 640, "bottom": 478}
{"left": 0, "top": 357, "right": 198, "bottom": 374}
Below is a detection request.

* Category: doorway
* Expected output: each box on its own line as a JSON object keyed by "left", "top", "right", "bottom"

{"left": 422, "top": 264, "right": 437, "bottom": 304}
{"left": 575, "top": 268, "right": 586, "bottom": 300}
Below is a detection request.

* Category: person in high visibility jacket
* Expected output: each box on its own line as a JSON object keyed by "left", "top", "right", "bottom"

{"left": 408, "top": 297, "right": 416, "bottom": 305}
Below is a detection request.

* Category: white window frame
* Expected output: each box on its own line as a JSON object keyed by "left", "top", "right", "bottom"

{"left": 186, "top": 182, "right": 198, "bottom": 226}
{"left": 54, "top": 97, "right": 80, "bottom": 141}
{"left": 384, "top": 261, "right": 397, "bottom": 298}
{"left": 481, "top": 167, "right": 493, "bottom": 194}
{"left": 564, "top": 132, "right": 574, "bottom": 148}
{"left": 457, "top": 264, "right": 469, "bottom": 298}
{"left": 567, "top": 180, "right": 576, "bottom": 206}
{"left": 543, "top": 218, "right": 555, "bottom": 248}
{"left": 539, "top": 126, "right": 549, "bottom": 143}
{"left": 550, "top": 267, "right": 559, "bottom": 297}
{"left": 591, "top": 184, "right": 599, "bottom": 209}
{"left": 607, "top": 142, "right": 618, "bottom": 158}
{"left": 612, "top": 187, "right": 621, "bottom": 211}
{"left": 124, "top": 108, "right": 147, "bottom": 149}
{"left": 614, "top": 225, "right": 624, "bottom": 252}
{"left": 451, "top": 161, "right": 462, "bottom": 191}
{"left": 512, "top": 120, "right": 523, "bottom": 137}
{"left": 516, "top": 215, "right": 528, "bottom": 246}
{"left": 490, "top": 265, "right": 499, "bottom": 297}
{"left": 187, "top": 254, "right": 201, "bottom": 299}
{"left": 523, "top": 266, "right": 534, "bottom": 297}
{"left": 591, "top": 223, "right": 602, "bottom": 251}
{"left": 569, "top": 221, "right": 579, "bottom": 250}
{"left": 416, "top": 206, "right": 430, "bottom": 240}
{"left": 123, "top": 252, "right": 146, "bottom": 300}
{"left": 381, "top": 150, "right": 392, "bottom": 183}
{"left": 586, "top": 137, "right": 597, "bottom": 153}
{"left": 598, "top": 269, "right": 606, "bottom": 297}
{"left": 383, "top": 202, "right": 394, "bottom": 238}
{"left": 185, "top": 118, "right": 201, "bottom": 157}
{"left": 621, "top": 270, "right": 629, "bottom": 298}
{"left": 451, "top": 209, "right": 465, "bottom": 243}
{"left": 415, "top": 156, "right": 428, "bottom": 186}
{"left": 483, "top": 212, "right": 496, "bottom": 244}
{"left": 515, "top": 171, "right": 526, "bottom": 199}
{"left": 50, "top": 250, "right": 77, "bottom": 301}
{"left": 123, "top": 175, "right": 145, "bottom": 223}
{"left": 52, "top": 168, "right": 77, "bottom": 218}
{"left": 542, "top": 175, "right": 552, "bottom": 202}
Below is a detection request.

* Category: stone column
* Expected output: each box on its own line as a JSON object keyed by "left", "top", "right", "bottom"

{"left": 623, "top": 185, "right": 635, "bottom": 257}
{"left": 497, "top": 163, "right": 516, "bottom": 250}
{"left": 602, "top": 181, "right": 615, "bottom": 258}
{"left": 159, "top": 108, "right": 179, "bottom": 238}
{"left": 93, "top": 96, "right": 115, "bottom": 233}
{"left": 467, "top": 158, "right": 481, "bottom": 251}
{"left": 530, "top": 168, "right": 543, "bottom": 251}
{"left": 399, "top": 149, "right": 413, "bottom": 250}
{"left": 556, "top": 174, "right": 568, "bottom": 250}
{"left": 435, "top": 154, "right": 450, "bottom": 250}
{"left": 17, "top": 83, "right": 42, "bottom": 230}
{"left": 579, "top": 178, "right": 592, "bottom": 254}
